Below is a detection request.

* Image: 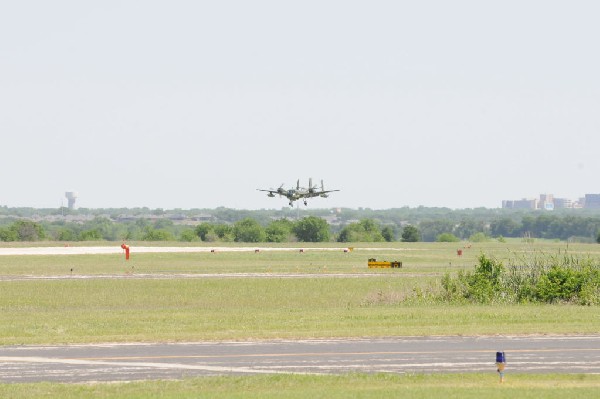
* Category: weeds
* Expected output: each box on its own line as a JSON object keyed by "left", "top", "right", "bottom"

{"left": 439, "top": 252, "right": 600, "bottom": 305}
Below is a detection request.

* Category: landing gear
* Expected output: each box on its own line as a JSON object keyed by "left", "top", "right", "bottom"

{"left": 303, "top": 200, "right": 308, "bottom": 206}
{"left": 289, "top": 202, "right": 293, "bottom": 207}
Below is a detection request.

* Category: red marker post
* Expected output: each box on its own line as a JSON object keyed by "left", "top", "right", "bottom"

{"left": 121, "top": 243, "right": 130, "bottom": 260}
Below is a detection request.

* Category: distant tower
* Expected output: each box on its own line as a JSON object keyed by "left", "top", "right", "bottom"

{"left": 65, "top": 191, "right": 78, "bottom": 209}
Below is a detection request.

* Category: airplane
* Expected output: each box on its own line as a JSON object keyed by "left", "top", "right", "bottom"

{"left": 258, "top": 178, "right": 340, "bottom": 207}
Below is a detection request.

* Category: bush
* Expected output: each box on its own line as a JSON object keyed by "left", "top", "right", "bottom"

{"left": 179, "top": 229, "right": 198, "bottom": 242}
{"left": 79, "top": 229, "right": 102, "bottom": 241}
{"left": 142, "top": 228, "right": 174, "bottom": 241}
{"left": 233, "top": 218, "right": 266, "bottom": 242}
{"left": 9, "top": 220, "right": 45, "bottom": 241}
{"left": 441, "top": 254, "right": 504, "bottom": 304}
{"left": 436, "top": 233, "right": 460, "bottom": 243}
{"left": 0, "top": 227, "right": 18, "bottom": 242}
{"left": 337, "top": 219, "right": 385, "bottom": 242}
{"left": 535, "top": 265, "right": 581, "bottom": 303}
{"left": 469, "top": 232, "right": 489, "bottom": 242}
{"left": 293, "top": 216, "right": 330, "bottom": 242}
{"left": 401, "top": 225, "right": 421, "bottom": 242}
{"left": 440, "top": 252, "right": 600, "bottom": 305}
{"left": 265, "top": 219, "right": 294, "bottom": 243}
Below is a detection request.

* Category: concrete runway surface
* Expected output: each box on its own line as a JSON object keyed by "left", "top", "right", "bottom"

{"left": 1, "top": 336, "right": 599, "bottom": 383}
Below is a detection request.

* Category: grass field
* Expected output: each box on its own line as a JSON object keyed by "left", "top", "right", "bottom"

{"left": 1, "top": 374, "right": 599, "bottom": 398}
{"left": 0, "top": 240, "right": 599, "bottom": 345}
{"left": 2, "top": 239, "right": 599, "bottom": 276}
{"left": 1, "top": 240, "right": 599, "bottom": 396}
{"left": 2, "top": 277, "right": 600, "bottom": 344}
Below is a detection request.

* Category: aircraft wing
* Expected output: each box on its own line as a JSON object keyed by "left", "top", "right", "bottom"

{"left": 257, "top": 188, "right": 282, "bottom": 197}
{"left": 310, "top": 189, "right": 340, "bottom": 196}
{"left": 312, "top": 189, "right": 340, "bottom": 198}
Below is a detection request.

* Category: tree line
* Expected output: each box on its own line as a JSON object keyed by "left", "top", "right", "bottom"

{"left": 1, "top": 211, "right": 600, "bottom": 243}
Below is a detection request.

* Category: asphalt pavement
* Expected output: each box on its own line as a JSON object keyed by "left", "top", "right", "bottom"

{"left": 1, "top": 335, "right": 599, "bottom": 383}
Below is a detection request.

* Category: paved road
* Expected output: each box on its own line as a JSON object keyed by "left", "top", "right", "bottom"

{"left": 1, "top": 336, "right": 599, "bottom": 383}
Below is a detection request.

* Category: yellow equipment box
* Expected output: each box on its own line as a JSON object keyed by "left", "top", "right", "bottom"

{"left": 368, "top": 258, "right": 402, "bottom": 268}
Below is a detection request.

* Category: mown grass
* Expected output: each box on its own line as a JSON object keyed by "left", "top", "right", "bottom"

{"left": 1, "top": 240, "right": 600, "bottom": 345}
{"left": 1, "top": 277, "right": 599, "bottom": 345}
{"left": 1, "top": 239, "right": 600, "bottom": 275}
{"left": 1, "top": 373, "right": 600, "bottom": 399}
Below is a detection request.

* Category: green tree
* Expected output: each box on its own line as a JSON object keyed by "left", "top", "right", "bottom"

{"left": 454, "top": 219, "right": 487, "bottom": 240}
{"left": 381, "top": 226, "right": 395, "bottom": 242}
{"left": 0, "top": 227, "right": 18, "bottom": 242}
{"left": 489, "top": 216, "right": 516, "bottom": 236}
{"left": 179, "top": 229, "right": 198, "bottom": 242}
{"left": 153, "top": 218, "right": 174, "bottom": 230}
{"left": 265, "top": 219, "right": 294, "bottom": 243}
{"left": 469, "top": 232, "right": 489, "bottom": 242}
{"left": 55, "top": 227, "right": 77, "bottom": 241}
{"left": 10, "top": 220, "right": 45, "bottom": 241}
{"left": 337, "top": 225, "right": 354, "bottom": 242}
{"left": 194, "top": 223, "right": 213, "bottom": 241}
{"left": 142, "top": 228, "right": 174, "bottom": 241}
{"left": 213, "top": 224, "right": 234, "bottom": 242}
{"left": 233, "top": 218, "right": 266, "bottom": 242}
{"left": 401, "top": 225, "right": 421, "bottom": 242}
{"left": 293, "top": 216, "right": 330, "bottom": 242}
{"left": 79, "top": 229, "right": 102, "bottom": 241}
{"left": 337, "top": 219, "right": 384, "bottom": 242}
{"left": 419, "top": 220, "right": 455, "bottom": 242}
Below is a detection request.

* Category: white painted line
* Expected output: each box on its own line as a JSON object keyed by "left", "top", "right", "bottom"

{"left": 0, "top": 356, "right": 316, "bottom": 375}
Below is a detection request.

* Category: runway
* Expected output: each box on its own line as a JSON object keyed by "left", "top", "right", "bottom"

{"left": 1, "top": 335, "right": 599, "bottom": 383}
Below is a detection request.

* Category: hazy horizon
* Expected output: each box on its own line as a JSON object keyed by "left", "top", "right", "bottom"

{"left": 2, "top": 1, "right": 598, "bottom": 210}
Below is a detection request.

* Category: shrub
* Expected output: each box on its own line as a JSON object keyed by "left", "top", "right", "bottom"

{"left": 441, "top": 252, "right": 600, "bottom": 305}
{"left": 469, "top": 232, "right": 489, "bottom": 242}
{"left": 401, "top": 225, "right": 421, "bottom": 242}
{"left": 142, "top": 228, "right": 174, "bottom": 241}
{"left": 440, "top": 254, "right": 504, "bottom": 304}
{"left": 179, "top": 229, "right": 198, "bottom": 242}
{"left": 436, "top": 233, "right": 460, "bottom": 243}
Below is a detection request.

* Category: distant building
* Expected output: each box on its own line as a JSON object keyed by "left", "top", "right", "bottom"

{"left": 584, "top": 194, "right": 600, "bottom": 209}
{"left": 539, "top": 194, "right": 554, "bottom": 210}
{"left": 502, "top": 198, "right": 537, "bottom": 209}
{"left": 553, "top": 198, "right": 573, "bottom": 209}
{"left": 502, "top": 193, "right": 588, "bottom": 210}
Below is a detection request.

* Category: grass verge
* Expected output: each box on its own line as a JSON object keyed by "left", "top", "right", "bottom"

{"left": 1, "top": 373, "right": 600, "bottom": 399}
{"left": 1, "top": 278, "right": 599, "bottom": 344}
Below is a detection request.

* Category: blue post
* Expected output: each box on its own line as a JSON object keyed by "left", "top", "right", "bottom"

{"left": 495, "top": 351, "right": 506, "bottom": 383}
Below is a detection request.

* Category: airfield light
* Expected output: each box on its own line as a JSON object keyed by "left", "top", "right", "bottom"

{"left": 495, "top": 351, "right": 506, "bottom": 383}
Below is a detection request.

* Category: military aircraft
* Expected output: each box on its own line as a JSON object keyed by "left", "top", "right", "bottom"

{"left": 258, "top": 178, "right": 340, "bottom": 207}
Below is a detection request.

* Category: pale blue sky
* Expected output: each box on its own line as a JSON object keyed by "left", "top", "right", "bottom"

{"left": 1, "top": 1, "right": 598, "bottom": 209}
